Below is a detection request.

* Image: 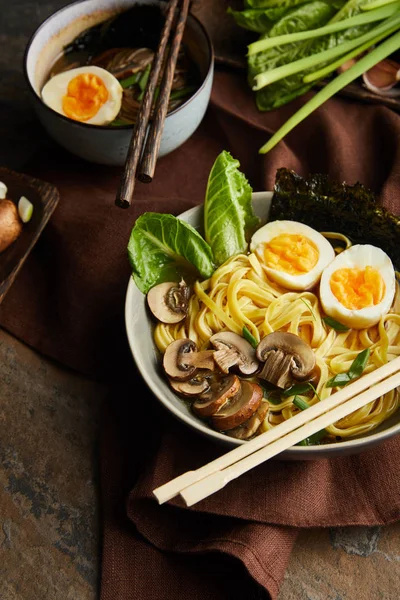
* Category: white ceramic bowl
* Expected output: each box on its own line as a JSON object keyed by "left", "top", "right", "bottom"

{"left": 125, "top": 192, "right": 400, "bottom": 459}
{"left": 24, "top": 0, "right": 214, "bottom": 166}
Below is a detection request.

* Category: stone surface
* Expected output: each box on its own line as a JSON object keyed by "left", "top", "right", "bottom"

{"left": 0, "top": 329, "right": 107, "bottom": 600}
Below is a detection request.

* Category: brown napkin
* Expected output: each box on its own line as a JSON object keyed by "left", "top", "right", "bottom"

{"left": 2, "top": 69, "right": 400, "bottom": 599}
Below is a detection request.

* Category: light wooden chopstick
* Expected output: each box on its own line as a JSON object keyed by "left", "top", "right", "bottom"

{"left": 153, "top": 355, "right": 400, "bottom": 506}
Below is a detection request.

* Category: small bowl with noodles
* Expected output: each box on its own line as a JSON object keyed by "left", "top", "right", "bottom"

{"left": 125, "top": 153, "right": 400, "bottom": 459}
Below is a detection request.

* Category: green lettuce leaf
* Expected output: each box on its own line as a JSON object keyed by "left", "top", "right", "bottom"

{"left": 228, "top": 6, "right": 288, "bottom": 33}
{"left": 204, "top": 151, "right": 259, "bottom": 266}
{"left": 128, "top": 212, "right": 215, "bottom": 294}
{"left": 244, "top": 0, "right": 314, "bottom": 8}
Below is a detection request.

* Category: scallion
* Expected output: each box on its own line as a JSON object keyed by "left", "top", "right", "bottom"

{"left": 362, "top": 0, "right": 399, "bottom": 10}
{"left": 253, "top": 14, "right": 400, "bottom": 90}
{"left": 119, "top": 73, "right": 140, "bottom": 89}
{"left": 326, "top": 348, "right": 370, "bottom": 388}
{"left": 322, "top": 316, "right": 350, "bottom": 332}
{"left": 242, "top": 325, "right": 258, "bottom": 349}
{"left": 293, "top": 395, "right": 327, "bottom": 445}
{"left": 247, "top": 3, "right": 399, "bottom": 55}
{"left": 259, "top": 30, "right": 400, "bottom": 154}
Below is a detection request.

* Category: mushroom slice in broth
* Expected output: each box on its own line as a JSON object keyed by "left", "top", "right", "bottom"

{"left": 210, "top": 331, "right": 259, "bottom": 375}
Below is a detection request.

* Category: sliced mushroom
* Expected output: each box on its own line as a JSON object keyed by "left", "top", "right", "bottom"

{"left": 169, "top": 370, "right": 213, "bottom": 397}
{"left": 256, "top": 332, "right": 315, "bottom": 389}
{"left": 163, "top": 339, "right": 215, "bottom": 382}
{"left": 209, "top": 331, "right": 259, "bottom": 375}
{"left": 211, "top": 381, "right": 263, "bottom": 432}
{"left": 192, "top": 374, "right": 241, "bottom": 418}
{"left": 226, "top": 401, "right": 269, "bottom": 440}
{"left": 147, "top": 280, "right": 190, "bottom": 324}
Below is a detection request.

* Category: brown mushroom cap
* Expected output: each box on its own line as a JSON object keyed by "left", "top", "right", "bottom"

{"left": 169, "top": 371, "right": 211, "bottom": 397}
{"left": 163, "top": 339, "right": 197, "bottom": 381}
{"left": 211, "top": 381, "right": 263, "bottom": 432}
{"left": 0, "top": 199, "right": 22, "bottom": 253}
{"left": 210, "top": 331, "right": 259, "bottom": 375}
{"left": 256, "top": 331, "right": 315, "bottom": 389}
{"left": 147, "top": 280, "right": 190, "bottom": 324}
{"left": 192, "top": 374, "right": 241, "bottom": 418}
{"left": 226, "top": 401, "right": 269, "bottom": 440}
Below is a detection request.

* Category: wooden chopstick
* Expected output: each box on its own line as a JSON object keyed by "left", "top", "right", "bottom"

{"left": 153, "top": 354, "right": 400, "bottom": 505}
{"left": 138, "top": 0, "right": 191, "bottom": 183}
{"left": 181, "top": 370, "right": 400, "bottom": 506}
{"left": 115, "top": 0, "right": 180, "bottom": 208}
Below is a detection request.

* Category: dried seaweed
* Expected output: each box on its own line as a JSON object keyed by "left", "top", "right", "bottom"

{"left": 269, "top": 168, "right": 400, "bottom": 267}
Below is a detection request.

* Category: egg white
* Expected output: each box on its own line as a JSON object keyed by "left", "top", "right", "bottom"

{"left": 250, "top": 220, "right": 335, "bottom": 290}
{"left": 41, "top": 66, "right": 123, "bottom": 125}
{"left": 319, "top": 244, "right": 396, "bottom": 329}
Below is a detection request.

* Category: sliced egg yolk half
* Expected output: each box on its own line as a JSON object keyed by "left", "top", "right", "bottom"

{"left": 41, "top": 66, "right": 123, "bottom": 125}
{"left": 320, "top": 244, "right": 396, "bottom": 329}
{"left": 250, "top": 220, "right": 335, "bottom": 290}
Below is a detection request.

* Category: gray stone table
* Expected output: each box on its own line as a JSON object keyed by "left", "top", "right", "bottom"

{"left": 0, "top": 1, "right": 399, "bottom": 599}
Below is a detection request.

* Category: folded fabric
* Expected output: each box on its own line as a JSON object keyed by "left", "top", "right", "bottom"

{"left": 1, "top": 68, "right": 400, "bottom": 599}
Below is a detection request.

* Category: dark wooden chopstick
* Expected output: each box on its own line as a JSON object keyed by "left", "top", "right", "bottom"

{"left": 115, "top": 0, "right": 180, "bottom": 208}
{"left": 138, "top": 0, "right": 191, "bottom": 184}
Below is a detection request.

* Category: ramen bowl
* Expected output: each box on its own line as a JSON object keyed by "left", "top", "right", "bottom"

{"left": 125, "top": 192, "right": 400, "bottom": 459}
{"left": 24, "top": 0, "right": 214, "bottom": 166}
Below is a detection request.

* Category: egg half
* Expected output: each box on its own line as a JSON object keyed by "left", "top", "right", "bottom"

{"left": 250, "top": 220, "right": 335, "bottom": 290}
{"left": 320, "top": 244, "right": 396, "bottom": 329}
{"left": 41, "top": 66, "right": 123, "bottom": 125}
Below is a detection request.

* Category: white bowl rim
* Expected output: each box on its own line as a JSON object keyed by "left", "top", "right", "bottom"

{"left": 125, "top": 192, "right": 400, "bottom": 455}
{"left": 23, "top": 0, "right": 214, "bottom": 131}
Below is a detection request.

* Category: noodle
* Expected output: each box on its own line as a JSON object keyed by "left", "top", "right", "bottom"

{"left": 154, "top": 245, "right": 400, "bottom": 442}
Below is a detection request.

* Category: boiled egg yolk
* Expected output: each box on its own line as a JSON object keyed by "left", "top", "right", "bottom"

{"left": 320, "top": 244, "right": 396, "bottom": 329}
{"left": 62, "top": 73, "right": 109, "bottom": 122}
{"left": 330, "top": 266, "right": 385, "bottom": 310}
{"left": 250, "top": 220, "right": 335, "bottom": 291}
{"left": 41, "top": 66, "right": 123, "bottom": 125}
{"left": 263, "top": 233, "right": 319, "bottom": 275}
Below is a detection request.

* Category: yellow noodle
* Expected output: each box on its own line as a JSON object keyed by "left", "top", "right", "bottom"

{"left": 156, "top": 251, "right": 400, "bottom": 442}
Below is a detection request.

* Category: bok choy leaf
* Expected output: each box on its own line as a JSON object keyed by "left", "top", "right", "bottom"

{"left": 128, "top": 212, "right": 215, "bottom": 294}
{"left": 204, "top": 151, "right": 259, "bottom": 266}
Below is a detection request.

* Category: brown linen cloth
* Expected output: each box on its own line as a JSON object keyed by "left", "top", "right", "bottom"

{"left": 2, "top": 69, "right": 400, "bottom": 599}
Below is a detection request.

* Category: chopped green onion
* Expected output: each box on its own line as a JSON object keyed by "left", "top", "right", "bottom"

{"left": 109, "top": 118, "right": 130, "bottom": 127}
{"left": 18, "top": 196, "right": 33, "bottom": 223}
{"left": 247, "top": 3, "right": 399, "bottom": 54}
{"left": 348, "top": 348, "right": 371, "bottom": 379}
{"left": 293, "top": 395, "right": 327, "bottom": 445}
{"left": 326, "top": 348, "right": 370, "bottom": 388}
{"left": 242, "top": 325, "right": 258, "bottom": 349}
{"left": 283, "top": 382, "right": 313, "bottom": 397}
{"left": 293, "top": 395, "right": 311, "bottom": 411}
{"left": 259, "top": 381, "right": 282, "bottom": 404}
{"left": 322, "top": 316, "right": 350, "bottom": 331}
{"left": 259, "top": 30, "right": 400, "bottom": 154}
{"left": 253, "top": 14, "right": 400, "bottom": 90}
{"left": 119, "top": 73, "right": 140, "bottom": 89}
{"left": 169, "top": 85, "right": 196, "bottom": 101}
{"left": 138, "top": 65, "right": 151, "bottom": 100}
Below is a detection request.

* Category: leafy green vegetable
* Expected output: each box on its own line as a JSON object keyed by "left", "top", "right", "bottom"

{"left": 250, "top": 0, "right": 384, "bottom": 110}
{"left": 204, "top": 150, "right": 259, "bottom": 266}
{"left": 269, "top": 168, "right": 400, "bottom": 267}
{"left": 242, "top": 325, "right": 258, "bottom": 348}
{"left": 326, "top": 348, "right": 370, "bottom": 387}
{"left": 244, "top": 0, "right": 316, "bottom": 8}
{"left": 248, "top": 1, "right": 335, "bottom": 85}
{"left": 228, "top": 6, "right": 288, "bottom": 33}
{"left": 169, "top": 86, "right": 196, "bottom": 101}
{"left": 323, "top": 316, "right": 350, "bottom": 331}
{"left": 128, "top": 212, "right": 215, "bottom": 294}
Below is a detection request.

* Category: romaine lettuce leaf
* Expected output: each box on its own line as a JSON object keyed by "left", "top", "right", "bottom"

{"left": 228, "top": 7, "right": 288, "bottom": 33}
{"left": 128, "top": 212, "right": 215, "bottom": 294}
{"left": 204, "top": 151, "right": 259, "bottom": 266}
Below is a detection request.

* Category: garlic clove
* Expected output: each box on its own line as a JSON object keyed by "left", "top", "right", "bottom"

{"left": 363, "top": 58, "right": 400, "bottom": 97}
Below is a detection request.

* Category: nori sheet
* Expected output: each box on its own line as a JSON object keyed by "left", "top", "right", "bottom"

{"left": 269, "top": 168, "right": 400, "bottom": 268}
